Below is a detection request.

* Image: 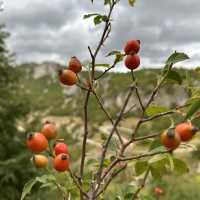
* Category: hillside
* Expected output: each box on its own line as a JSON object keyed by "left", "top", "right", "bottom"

{"left": 17, "top": 62, "right": 200, "bottom": 123}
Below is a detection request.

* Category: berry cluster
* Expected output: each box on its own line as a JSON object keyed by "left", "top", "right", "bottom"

{"left": 124, "top": 39, "right": 141, "bottom": 70}
{"left": 160, "top": 122, "right": 198, "bottom": 150}
{"left": 59, "top": 56, "right": 82, "bottom": 86}
{"left": 26, "top": 121, "right": 70, "bottom": 172}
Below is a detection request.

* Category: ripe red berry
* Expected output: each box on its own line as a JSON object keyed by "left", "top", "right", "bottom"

{"left": 124, "top": 39, "right": 140, "bottom": 55}
{"left": 54, "top": 142, "right": 69, "bottom": 156}
{"left": 160, "top": 128, "right": 181, "bottom": 150}
{"left": 41, "top": 121, "right": 57, "bottom": 140}
{"left": 124, "top": 54, "right": 140, "bottom": 70}
{"left": 53, "top": 153, "right": 70, "bottom": 172}
{"left": 175, "top": 122, "right": 198, "bottom": 142}
{"left": 58, "top": 69, "right": 77, "bottom": 86}
{"left": 26, "top": 132, "right": 48, "bottom": 153}
{"left": 68, "top": 56, "right": 82, "bottom": 73}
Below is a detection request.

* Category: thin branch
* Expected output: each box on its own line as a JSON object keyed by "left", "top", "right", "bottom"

{"left": 131, "top": 70, "right": 145, "bottom": 111}
{"left": 133, "top": 133, "right": 160, "bottom": 142}
{"left": 118, "top": 150, "right": 170, "bottom": 161}
{"left": 95, "top": 85, "right": 135, "bottom": 189}
{"left": 90, "top": 1, "right": 116, "bottom": 81}
{"left": 92, "top": 90, "right": 123, "bottom": 144}
{"left": 96, "top": 164, "right": 127, "bottom": 198}
{"left": 68, "top": 169, "right": 89, "bottom": 199}
{"left": 132, "top": 167, "right": 151, "bottom": 200}
{"left": 141, "top": 110, "right": 176, "bottom": 122}
{"left": 80, "top": 90, "right": 91, "bottom": 199}
{"left": 95, "top": 64, "right": 115, "bottom": 80}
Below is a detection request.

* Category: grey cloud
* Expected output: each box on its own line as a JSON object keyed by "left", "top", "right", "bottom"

{"left": 1, "top": 0, "right": 200, "bottom": 66}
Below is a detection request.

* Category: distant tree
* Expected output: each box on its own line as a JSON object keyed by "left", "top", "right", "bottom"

{"left": 0, "top": 22, "right": 36, "bottom": 200}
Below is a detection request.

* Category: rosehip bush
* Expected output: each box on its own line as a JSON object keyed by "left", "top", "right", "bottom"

{"left": 22, "top": 0, "right": 200, "bottom": 200}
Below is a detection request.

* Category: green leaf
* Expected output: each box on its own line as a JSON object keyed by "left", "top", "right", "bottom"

{"left": 135, "top": 160, "right": 148, "bottom": 176}
{"left": 185, "top": 98, "right": 200, "bottom": 119}
{"left": 83, "top": 13, "right": 99, "bottom": 19}
{"left": 173, "top": 158, "right": 189, "bottom": 175}
{"left": 95, "top": 63, "right": 110, "bottom": 67}
{"left": 94, "top": 15, "right": 103, "bottom": 25}
{"left": 21, "top": 178, "right": 37, "bottom": 200}
{"left": 166, "top": 70, "right": 183, "bottom": 85}
{"left": 128, "top": 0, "right": 136, "bottom": 6}
{"left": 21, "top": 175, "right": 56, "bottom": 200}
{"left": 124, "top": 192, "right": 134, "bottom": 199}
{"left": 149, "top": 139, "right": 162, "bottom": 150}
{"left": 104, "top": 0, "right": 111, "bottom": 5}
{"left": 101, "top": 15, "right": 109, "bottom": 22}
{"left": 149, "top": 155, "right": 168, "bottom": 179}
{"left": 146, "top": 106, "right": 170, "bottom": 116}
{"left": 86, "top": 158, "right": 98, "bottom": 166}
{"left": 165, "top": 52, "right": 189, "bottom": 66}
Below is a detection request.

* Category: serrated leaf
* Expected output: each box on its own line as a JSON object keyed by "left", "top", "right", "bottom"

{"left": 185, "top": 98, "right": 200, "bottom": 119}
{"left": 166, "top": 70, "right": 183, "bottom": 85}
{"left": 173, "top": 158, "right": 189, "bottom": 175}
{"left": 128, "top": 0, "right": 136, "bottom": 7}
{"left": 135, "top": 160, "right": 148, "bottom": 176}
{"left": 165, "top": 52, "right": 189, "bottom": 66}
{"left": 21, "top": 179, "right": 37, "bottom": 200}
{"left": 146, "top": 106, "right": 170, "bottom": 116}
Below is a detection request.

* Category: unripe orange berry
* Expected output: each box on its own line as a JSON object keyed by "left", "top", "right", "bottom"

{"left": 53, "top": 153, "right": 70, "bottom": 172}
{"left": 41, "top": 121, "right": 57, "bottom": 140}
{"left": 26, "top": 132, "right": 48, "bottom": 153}
{"left": 124, "top": 54, "right": 140, "bottom": 70}
{"left": 58, "top": 69, "right": 77, "bottom": 86}
{"left": 124, "top": 39, "right": 140, "bottom": 55}
{"left": 160, "top": 128, "right": 181, "bottom": 150}
{"left": 68, "top": 56, "right": 82, "bottom": 73}
{"left": 32, "top": 154, "right": 48, "bottom": 168}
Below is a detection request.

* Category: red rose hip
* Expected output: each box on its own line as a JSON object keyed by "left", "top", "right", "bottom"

{"left": 124, "top": 39, "right": 140, "bottom": 55}
{"left": 124, "top": 54, "right": 140, "bottom": 70}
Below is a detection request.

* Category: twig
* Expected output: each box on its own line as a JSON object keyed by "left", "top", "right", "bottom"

{"left": 132, "top": 167, "right": 151, "bottom": 200}
{"left": 80, "top": 90, "right": 91, "bottom": 199}
{"left": 118, "top": 150, "right": 169, "bottom": 161}
{"left": 96, "top": 164, "right": 127, "bottom": 198}
{"left": 68, "top": 169, "right": 89, "bottom": 199}
{"left": 95, "top": 85, "right": 135, "bottom": 190}
{"left": 94, "top": 57, "right": 117, "bottom": 80}
{"left": 92, "top": 90, "right": 123, "bottom": 144}
{"left": 141, "top": 110, "right": 176, "bottom": 122}
{"left": 131, "top": 70, "right": 145, "bottom": 111}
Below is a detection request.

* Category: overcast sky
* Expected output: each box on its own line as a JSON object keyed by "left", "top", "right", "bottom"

{"left": 1, "top": 0, "right": 200, "bottom": 68}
